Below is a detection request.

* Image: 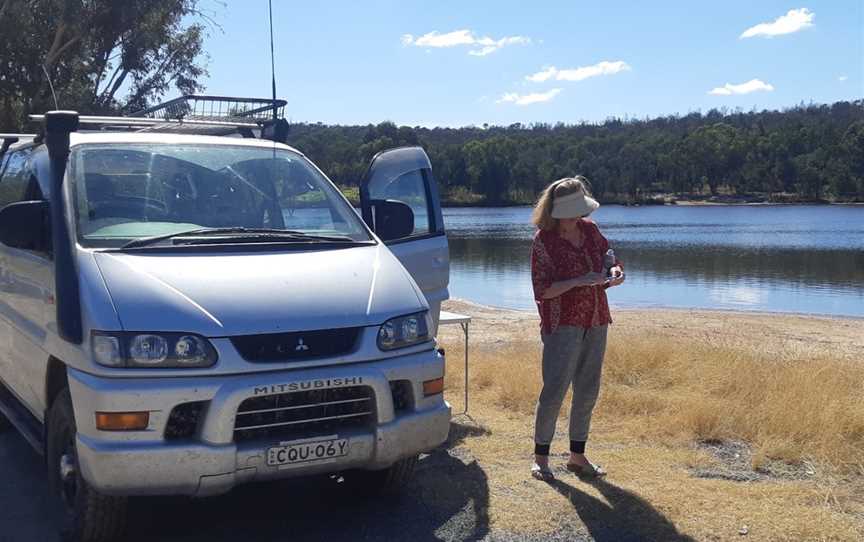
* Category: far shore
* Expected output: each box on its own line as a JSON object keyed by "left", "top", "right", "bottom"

{"left": 437, "top": 197, "right": 864, "bottom": 208}
{"left": 336, "top": 185, "right": 863, "bottom": 207}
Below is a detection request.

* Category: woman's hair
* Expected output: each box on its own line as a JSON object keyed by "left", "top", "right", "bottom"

{"left": 531, "top": 176, "right": 594, "bottom": 231}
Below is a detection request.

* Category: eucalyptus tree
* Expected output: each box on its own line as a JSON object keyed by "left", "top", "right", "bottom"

{"left": 0, "top": 0, "right": 210, "bottom": 129}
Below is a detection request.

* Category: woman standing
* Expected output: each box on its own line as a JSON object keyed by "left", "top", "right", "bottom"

{"left": 529, "top": 177, "right": 624, "bottom": 481}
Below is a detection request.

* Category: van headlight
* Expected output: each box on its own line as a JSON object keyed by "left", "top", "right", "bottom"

{"left": 92, "top": 332, "right": 217, "bottom": 368}
{"left": 377, "top": 312, "right": 431, "bottom": 351}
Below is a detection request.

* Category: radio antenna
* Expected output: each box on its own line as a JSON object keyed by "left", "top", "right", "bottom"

{"left": 268, "top": 0, "right": 277, "bottom": 122}
{"left": 42, "top": 65, "right": 59, "bottom": 110}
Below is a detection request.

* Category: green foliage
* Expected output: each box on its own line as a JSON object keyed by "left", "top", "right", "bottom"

{"left": 287, "top": 101, "right": 864, "bottom": 204}
{"left": 0, "top": 0, "right": 208, "bottom": 128}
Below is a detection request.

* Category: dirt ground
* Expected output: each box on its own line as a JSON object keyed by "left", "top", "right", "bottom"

{"left": 434, "top": 299, "right": 864, "bottom": 541}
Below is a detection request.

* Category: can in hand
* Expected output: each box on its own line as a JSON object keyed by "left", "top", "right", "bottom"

{"left": 604, "top": 249, "right": 616, "bottom": 278}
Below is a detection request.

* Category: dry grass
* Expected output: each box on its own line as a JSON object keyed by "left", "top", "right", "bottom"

{"left": 437, "top": 304, "right": 864, "bottom": 540}
{"left": 459, "top": 329, "right": 864, "bottom": 475}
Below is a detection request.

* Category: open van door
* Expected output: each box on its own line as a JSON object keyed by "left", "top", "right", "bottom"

{"left": 360, "top": 147, "right": 449, "bottom": 333}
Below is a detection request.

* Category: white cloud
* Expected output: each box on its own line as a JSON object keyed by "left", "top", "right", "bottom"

{"left": 526, "top": 61, "right": 631, "bottom": 83}
{"left": 401, "top": 29, "right": 530, "bottom": 56}
{"left": 740, "top": 8, "right": 814, "bottom": 39}
{"left": 526, "top": 67, "right": 558, "bottom": 83}
{"left": 497, "top": 88, "right": 562, "bottom": 106}
{"left": 708, "top": 78, "right": 775, "bottom": 96}
{"left": 838, "top": 75, "right": 849, "bottom": 82}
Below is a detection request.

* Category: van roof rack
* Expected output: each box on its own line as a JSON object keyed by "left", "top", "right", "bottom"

{"left": 26, "top": 95, "right": 289, "bottom": 139}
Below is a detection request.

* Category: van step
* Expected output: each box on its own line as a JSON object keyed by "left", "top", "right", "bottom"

{"left": 0, "top": 380, "right": 44, "bottom": 455}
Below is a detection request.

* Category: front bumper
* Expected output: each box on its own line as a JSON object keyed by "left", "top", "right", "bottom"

{"left": 68, "top": 350, "right": 450, "bottom": 497}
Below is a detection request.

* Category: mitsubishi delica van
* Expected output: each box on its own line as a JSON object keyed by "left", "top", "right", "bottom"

{"left": 0, "top": 96, "right": 450, "bottom": 541}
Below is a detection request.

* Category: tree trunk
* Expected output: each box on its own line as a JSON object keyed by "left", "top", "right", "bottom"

{"left": 44, "top": 23, "right": 80, "bottom": 69}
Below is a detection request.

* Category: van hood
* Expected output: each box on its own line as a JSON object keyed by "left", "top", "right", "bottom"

{"left": 92, "top": 244, "right": 427, "bottom": 336}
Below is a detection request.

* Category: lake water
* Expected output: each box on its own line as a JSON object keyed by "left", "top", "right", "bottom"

{"left": 443, "top": 205, "right": 864, "bottom": 318}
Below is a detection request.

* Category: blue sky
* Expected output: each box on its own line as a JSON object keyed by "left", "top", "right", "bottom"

{"left": 196, "top": 1, "right": 863, "bottom": 127}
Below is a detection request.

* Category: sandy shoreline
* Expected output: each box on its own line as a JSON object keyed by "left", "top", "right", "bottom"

{"left": 441, "top": 298, "right": 864, "bottom": 359}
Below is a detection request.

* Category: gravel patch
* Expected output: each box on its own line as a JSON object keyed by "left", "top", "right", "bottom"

{"left": 691, "top": 439, "right": 816, "bottom": 483}
{"left": 0, "top": 425, "right": 595, "bottom": 542}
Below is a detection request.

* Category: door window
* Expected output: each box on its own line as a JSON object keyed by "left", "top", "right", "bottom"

{"left": 367, "top": 169, "right": 432, "bottom": 236}
{"left": 0, "top": 148, "right": 33, "bottom": 208}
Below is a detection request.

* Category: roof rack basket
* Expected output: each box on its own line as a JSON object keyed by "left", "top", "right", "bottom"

{"left": 26, "top": 95, "right": 289, "bottom": 141}
{"left": 131, "top": 94, "right": 286, "bottom": 123}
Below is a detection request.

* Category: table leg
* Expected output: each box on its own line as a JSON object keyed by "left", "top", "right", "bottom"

{"left": 461, "top": 321, "right": 469, "bottom": 415}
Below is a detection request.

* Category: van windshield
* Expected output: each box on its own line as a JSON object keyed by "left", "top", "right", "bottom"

{"left": 69, "top": 143, "right": 371, "bottom": 248}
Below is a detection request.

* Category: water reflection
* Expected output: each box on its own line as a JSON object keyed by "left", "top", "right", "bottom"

{"left": 443, "top": 206, "right": 864, "bottom": 317}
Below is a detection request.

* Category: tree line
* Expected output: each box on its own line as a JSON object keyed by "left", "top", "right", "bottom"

{"left": 285, "top": 101, "right": 864, "bottom": 204}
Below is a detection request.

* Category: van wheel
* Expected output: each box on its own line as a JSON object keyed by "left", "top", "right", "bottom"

{"left": 47, "top": 389, "right": 127, "bottom": 542}
{"left": 360, "top": 454, "right": 419, "bottom": 495}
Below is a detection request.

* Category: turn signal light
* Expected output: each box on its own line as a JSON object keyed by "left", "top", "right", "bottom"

{"left": 95, "top": 411, "right": 150, "bottom": 431}
{"left": 423, "top": 377, "right": 445, "bottom": 397}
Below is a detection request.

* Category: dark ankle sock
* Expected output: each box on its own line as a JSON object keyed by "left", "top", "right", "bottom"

{"left": 534, "top": 443, "right": 551, "bottom": 456}
{"left": 570, "top": 440, "right": 586, "bottom": 454}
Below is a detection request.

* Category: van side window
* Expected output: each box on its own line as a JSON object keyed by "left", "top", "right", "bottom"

{"left": 0, "top": 151, "right": 10, "bottom": 177}
{"left": 0, "top": 148, "right": 33, "bottom": 208}
{"left": 375, "top": 170, "right": 432, "bottom": 236}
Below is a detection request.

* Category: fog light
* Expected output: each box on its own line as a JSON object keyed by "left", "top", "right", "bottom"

{"left": 95, "top": 411, "right": 150, "bottom": 431}
{"left": 423, "top": 377, "right": 445, "bottom": 397}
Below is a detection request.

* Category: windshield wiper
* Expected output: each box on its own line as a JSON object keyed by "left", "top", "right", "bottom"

{"left": 178, "top": 232, "right": 361, "bottom": 246}
{"left": 121, "top": 227, "right": 358, "bottom": 249}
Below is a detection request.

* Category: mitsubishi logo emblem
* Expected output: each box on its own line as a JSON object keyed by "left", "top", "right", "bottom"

{"left": 295, "top": 338, "right": 310, "bottom": 352}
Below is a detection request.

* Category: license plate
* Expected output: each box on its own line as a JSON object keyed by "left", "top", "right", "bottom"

{"left": 266, "top": 438, "right": 349, "bottom": 466}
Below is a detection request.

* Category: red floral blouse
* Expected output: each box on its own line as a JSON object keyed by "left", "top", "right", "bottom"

{"left": 531, "top": 220, "right": 621, "bottom": 334}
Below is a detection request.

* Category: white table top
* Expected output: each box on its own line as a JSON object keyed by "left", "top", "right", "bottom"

{"left": 439, "top": 310, "right": 472, "bottom": 325}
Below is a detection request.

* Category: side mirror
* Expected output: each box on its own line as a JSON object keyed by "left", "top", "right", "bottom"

{"left": 371, "top": 199, "right": 414, "bottom": 241}
{"left": 0, "top": 200, "right": 51, "bottom": 252}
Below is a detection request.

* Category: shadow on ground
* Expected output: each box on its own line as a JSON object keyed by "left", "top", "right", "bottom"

{"left": 550, "top": 477, "right": 695, "bottom": 542}
{"left": 0, "top": 421, "right": 490, "bottom": 542}
{"left": 0, "top": 431, "right": 60, "bottom": 542}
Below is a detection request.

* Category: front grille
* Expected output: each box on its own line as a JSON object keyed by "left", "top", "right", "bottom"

{"left": 230, "top": 327, "right": 361, "bottom": 362}
{"left": 233, "top": 386, "right": 374, "bottom": 442}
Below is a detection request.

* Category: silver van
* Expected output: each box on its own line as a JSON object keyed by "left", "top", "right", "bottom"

{"left": 0, "top": 99, "right": 450, "bottom": 541}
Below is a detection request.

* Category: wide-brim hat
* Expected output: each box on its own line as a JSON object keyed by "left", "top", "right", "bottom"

{"left": 551, "top": 190, "right": 600, "bottom": 218}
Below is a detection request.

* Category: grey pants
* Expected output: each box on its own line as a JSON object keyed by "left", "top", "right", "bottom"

{"left": 534, "top": 325, "right": 608, "bottom": 451}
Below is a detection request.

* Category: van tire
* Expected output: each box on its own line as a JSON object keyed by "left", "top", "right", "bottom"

{"left": 47, "top": 389, "right": 127, "bottom": 542}
{"left": 362, "top": 454, "right": 418, "bottom": 495}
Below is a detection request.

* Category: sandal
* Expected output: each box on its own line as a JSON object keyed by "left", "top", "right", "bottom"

{"left": 531, "top": 463, "right": 555, "bottom": 481}
{"left": 565, "top": 461, "right": 607, "bottom": 478}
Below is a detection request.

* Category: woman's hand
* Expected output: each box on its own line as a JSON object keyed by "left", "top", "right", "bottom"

{"left": 583, "top": 272, "right": 609, "bottom": 286}
{"left": 607, "top": 266, "right": 625, "bottom": 287}
{"left": 542, "top": 272, "right": 607, "bottom": 299}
